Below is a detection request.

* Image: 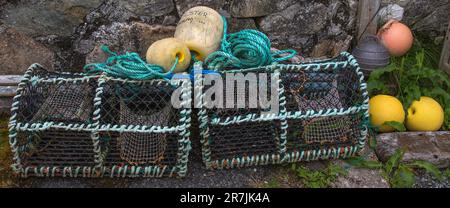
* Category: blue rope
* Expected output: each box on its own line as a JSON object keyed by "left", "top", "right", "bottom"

{"left": 83, "top": 45, "right": 177, "bottom": 80}
{"left": 205, "top": 16, "right": 297, "bottom": 71}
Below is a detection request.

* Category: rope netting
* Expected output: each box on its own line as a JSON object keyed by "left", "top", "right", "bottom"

{"left": 117, "top": 93, "right": 172, "bottom": 165}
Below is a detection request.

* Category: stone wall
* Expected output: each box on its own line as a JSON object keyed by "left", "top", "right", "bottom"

{"left": 0, "top": 0, "right": 449, "bottom": 74}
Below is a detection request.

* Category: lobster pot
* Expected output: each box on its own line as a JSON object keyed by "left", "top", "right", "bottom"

{"left": 197, "top": 52, "right": 369, "bottom": 169}
{"left": 8, "top": 64, "right": 192, "bottom": 178}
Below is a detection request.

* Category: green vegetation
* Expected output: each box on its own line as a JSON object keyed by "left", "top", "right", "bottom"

{"left": 444, "top": 169, "right": 450, "bottom": 179}
{"left": 367, "top": 38, "right": 450, "bottom": 130}
{"left": 382, "top": 121, "right": 407, "bottom": 132}
{"left": 0, "top": 118, "right": 11, "bottom": 167}
{"left": 346, "top": 148, "right": 444, "bottom": 188}
{"left": 264, "top": 178, "right": 282, "bottom": 188}
{"left": 0, "top": 117, "right": 12, "bottom": 187}
{"left": 290, "top": 163, "right": 347, "bottom": 188}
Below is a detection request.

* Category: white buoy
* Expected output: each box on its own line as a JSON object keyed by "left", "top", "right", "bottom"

{"left": 174, "top": 6, "right": 224, "bottom": 61}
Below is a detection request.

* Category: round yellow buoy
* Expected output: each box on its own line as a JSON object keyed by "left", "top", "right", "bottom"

{"left": 174, "top": 6, "right": 224, "bottom": 61}
{"left": 146, "top": 38, "right": 191, "bottom": 73}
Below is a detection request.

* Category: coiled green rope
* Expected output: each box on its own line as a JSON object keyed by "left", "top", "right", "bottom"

{"left": 83, "top": 45, "right": 178, "bottom": 80}
{"left": 205, "top": 16, "right": 297, "bottom": 71}
{"left": 84, "top": 17, "right": 297, "bottom": 78}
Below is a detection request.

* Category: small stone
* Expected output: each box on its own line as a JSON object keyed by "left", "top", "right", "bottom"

{"left": 230, "top": 0, "right": 274, "bottom": 18}
{"left": 378, "top": 4, "right": 404, "bottom": 24}
{"left": 331, "top": 160, "right": 390, "bottom": 188}
{"left": 0, "top": 26, "right": 55, "bottom": 74}
{"left": 162, "top": 15, "right": 178, "bottom": 26}
{"left": 376, "top": 131, "right": 450, "bottom": 168}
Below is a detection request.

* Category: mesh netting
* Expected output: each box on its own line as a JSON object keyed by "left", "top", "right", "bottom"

{"left": 285, "top": 113, "right": 364, "bottom": 150}
{"left": 16, "top": 74, "right": 96, "bottom": 125}
{"left": 101, "top": 131, "right": 179, "bottom": 167}
{"left": 17, "top": 130, "right": 96, "bottom": 167}
{"left": 32, "top": 84, "right": 94, "bottom": 123}
{"left": 100, "top": 81, "right": 179, "bottom": 165}
{"left": 208, "top": 121, "right": 281, "bottom": 161}
{"left": 118, "top": 103, "right": 170, "bottom": 165}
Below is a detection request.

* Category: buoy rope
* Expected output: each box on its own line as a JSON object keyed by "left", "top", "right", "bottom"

{"left": 83, "top": 45, "right": 178, "bottom": 80}
{"left": 205, "top": 16, "right": 297, "bottom": 71}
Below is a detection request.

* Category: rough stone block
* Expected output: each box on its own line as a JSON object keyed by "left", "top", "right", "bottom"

{"left": 376, "top": 131, "right": 450, "bottom": 168}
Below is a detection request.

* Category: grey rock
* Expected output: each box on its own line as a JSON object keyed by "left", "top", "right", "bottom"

{"left": 258, "top": 0, "right": 357, "bottom": 57}
{"left": 119, "top": 0, "right": 175, "bottom": 17}
{"left": 84, "top": 0, "right": 136, "bottom": 24}
{"left": 331, "top": 147, "right": 390, "bottom": 188}
{"left": 1, "top": 0, "right": 103, "bottom": 37}
{"left": 230, "top": 0, "right": 274, "bottom": 18}
{"left": 332, "top": 161, "right": 390, "bottom": 188}
{"left": 413, "top": 169, "right": 449, "bottom": 188}
{"left": 227, "top": 18, "right": 257, "bottom": 33}
{"left": 381, "top": 0, "right": 450, "bottom": 39}
{"left": 81, "top": 22, "right": 176, "bottom": 64}
{"left": 381, "top": 0, "right": 410, "bottom": 7}
{"left": 376, "top": 131, "right": 450, "bottom": 168}
{"left": 83, "top": 0, "right": 174, "bottom": 27}
{"left": 274, "top": 0, "right": 299, "bottom": 12}
{"left": 162, "top": 15, "right": 178, "bottom": 26}
{"left": 0, "top": 26, "right": 55, "bottom": 74}
{"left": 174, "top": 0, "right": 227, "bottom": 16}
{"left": 378, "top": 4, "right": 405, "bottom": 24}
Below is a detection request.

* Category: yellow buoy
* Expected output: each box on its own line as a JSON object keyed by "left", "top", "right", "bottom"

{"left": 406, "top": 96, "right": 444, "bottom": 131}
{"left": 369, "top": 95, "right": 405, "bottom": 132}
{"left": 174, "top": 6, "right": 224, "bottom": 61}
{"left": 146, "top": 38, "right": 191, "bottom": 73}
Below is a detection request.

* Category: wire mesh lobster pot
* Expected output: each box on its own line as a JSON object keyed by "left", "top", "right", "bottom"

{"left": 8, "top": 64, "right": 192, "bottom": 178}
{"left": 196, "top": 52, "right": 369, "bottom": 169}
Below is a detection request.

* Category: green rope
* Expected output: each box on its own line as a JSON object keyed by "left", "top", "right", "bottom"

{"left": 83, "top": 45, "right": 178, "bottom": 80}
{"left": 205, "top": 16, "right": 297, "bottom": 71}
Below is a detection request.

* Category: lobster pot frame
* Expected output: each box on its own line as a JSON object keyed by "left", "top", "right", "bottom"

{"left": 197, "top": 52, "right": 369, "bottom": 169}
{"left": 8, "top": 64, "right": 192, "bottom": 178}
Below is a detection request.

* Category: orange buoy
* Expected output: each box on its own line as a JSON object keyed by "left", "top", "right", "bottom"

{"left": 377, "top": 20, "right": 414, "bottom": 57}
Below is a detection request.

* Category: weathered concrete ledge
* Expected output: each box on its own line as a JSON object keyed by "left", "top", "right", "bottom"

{"left": 0, "top": 75, "right": 22, "bottom": 116}
{"left": 376, "top": 131, "right": 450, "bottom": 168}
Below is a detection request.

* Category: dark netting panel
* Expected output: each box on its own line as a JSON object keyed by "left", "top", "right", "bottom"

{"left": 282, "top": 66, "right": 363, "bottom": 113}
{"left": 203, "top": 72, "right": 277, "bottom": 118}
{"left": 100, "top": 81, "right": 180, "bottom": 127}
{"left": 285, "top": 112, "right": 365, "bottom": 151}
{"left": 100, "top": 131, "right": 179, "bottom": 167}
{"left": 16, "top": 80, "right": 97, "bottom": 125}
{"left": 208, "top": 121, "right": 281, "bottom": 161}
{"left": 18, "top": 130, "right": 96, "bottom": 167}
